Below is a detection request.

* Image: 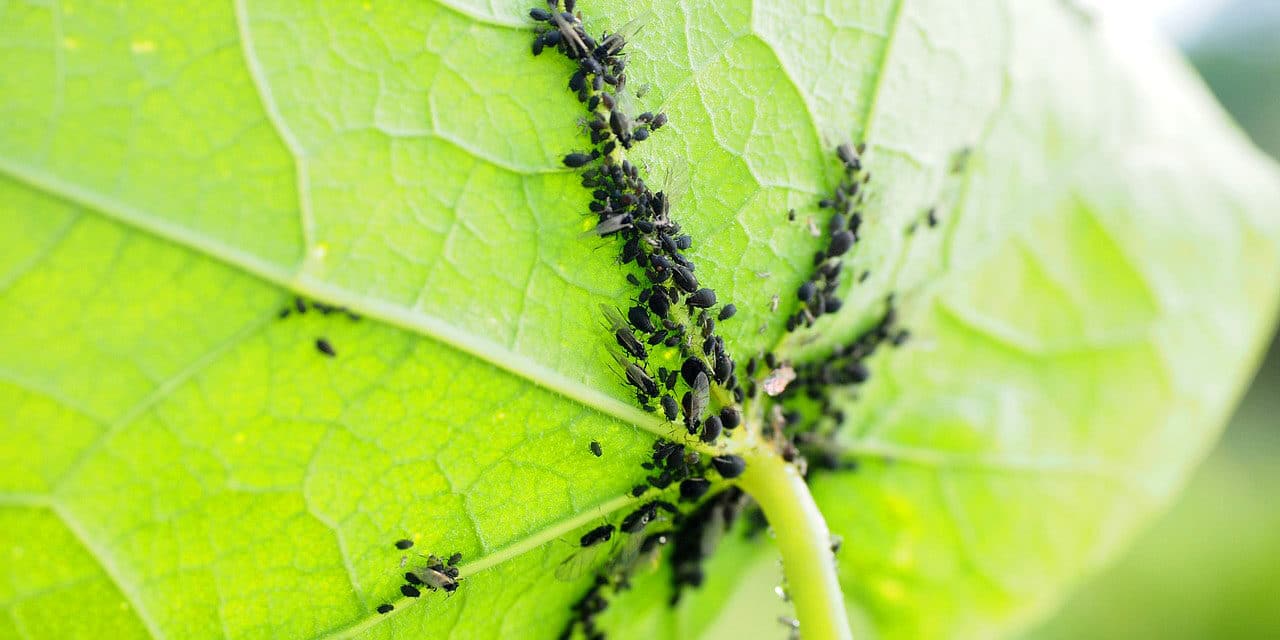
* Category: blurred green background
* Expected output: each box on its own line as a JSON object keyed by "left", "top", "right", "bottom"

{"left": 703, "top": 3, "right": 1280, "bottom": 638}
{"left": 1026, "top": 2, "right": 1280, "bottom": 637}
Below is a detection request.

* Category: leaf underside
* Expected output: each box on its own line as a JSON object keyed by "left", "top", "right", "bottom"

{"left": 1, "top": 0, "right": 1278, "bottom": 639}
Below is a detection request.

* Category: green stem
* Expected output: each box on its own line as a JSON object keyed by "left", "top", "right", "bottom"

{"left": 735, "top": 448, "right": 853, "bottom": 640}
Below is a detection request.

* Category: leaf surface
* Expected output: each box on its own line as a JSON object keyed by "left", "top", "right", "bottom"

{"left": 0, "top": 0, "right": 1277, "bottom": 638}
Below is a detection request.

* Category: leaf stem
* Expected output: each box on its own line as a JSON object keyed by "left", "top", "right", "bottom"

{"left": 735, "top": 447, "right": 853, "bottom": 640}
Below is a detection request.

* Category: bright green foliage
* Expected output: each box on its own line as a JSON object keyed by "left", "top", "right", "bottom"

{"left": 0, "top": 0, "right": 1277, "bottom": 638}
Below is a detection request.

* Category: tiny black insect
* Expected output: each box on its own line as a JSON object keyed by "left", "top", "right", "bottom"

{"left": 837, "top": 142, "right": 861, "bottom": 171}
{"left": 797, "top": 281, "right": 816, "bottom": 303}
{"left": 827, "top": 230, "right": 855, "bottom": 257}
{"left": 717, "top": 304, "right": 737, "bottom": 321}
{"left": 589, "top": 441, "right": 603, "bottom": 457}
{"left": 687, "top": 288, "right": 717, "bottom": 308}
{"left": 711, "top": 454, "right": 746, "bottom": 479}
{"left": 671, "top": 265, "right": 698, "bottom": 293}
{"left": 394, "top": 538, "right": 414, "bottom": 550}
{"left": 581, "top": 524, "right": 616, "bottom": 547}
{"left": 448, "top": 552, "right": 463, "bottom": 566}
{"left": 401, "top": 584, "right": 421, "bottom": 598}
{"left": 315, "top": 338, "right": 336, "bottom": 357}
{"left": 376, "top": 603, "right": 394, "bottom": 614}
{"left": 623, "top": 361, "right": 658, "bottom": 396}
{"left": 681, "top": 356, "right": 709, "bottom": 386}
{"left": 719, "top": 407, "right": 741, "bottom": 430}
{"left": 615, "top": 328, "right": 647, "bottom": 360}
{"left": 648, "top": 289, "right": 670, "bottom": 318}
{"left": 631, "top": 484, "right": 649, "bottom": 497}
{"left": 627, "top": 305, "right": 654, "bottom": 333}
{"left": 563, "top": 151, "right": 596, "bottom": 168}
{"left": 679, "top": 478, "right": 711, "bottom": 501}
{"left": 701, "top": 415, "right": 722, "bottom": 443}
{"left": 660, "top": 394, "right": 678, "bottom": 421}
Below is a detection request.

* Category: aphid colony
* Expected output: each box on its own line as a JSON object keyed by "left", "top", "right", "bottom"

{"left": 528, "top": 0, "right": 768, "bottom": 634}
{"left": 276, "top": 296, "right": 361, "bottom": 359}
{"left": 530, "top": 2, "right": 748, "bottom": 452}
{"left": 786, "top": 143, "right": 870, "bottom": 332}
{"left": 375, "top": 539, "right": 463, "bottom": 615}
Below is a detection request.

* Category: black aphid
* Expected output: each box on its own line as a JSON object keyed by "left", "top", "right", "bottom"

{"left": 581, "top": 524, "right": 616, "bottom": 547}
{"left": 529, "top": 7, "right": 552, "bottom": 20}
{"left": 615, "top": 328, "right": 647, "bottom": 360}
{"left": 315, "top": 338, "right": 336, "bottom": 357}
{"left": 671, "top": 265, "right": 698, "bottom": 292}
{"left": 623, "top": 361, "right": 658, "bottom": 397}
{"left": 621, "top": 503, "right": 658, "bottom": 533}
{"left": 701, "top": 415, "right": 722, "bottom": 443}
{"left": 828, "top": 230, "right": 855, "bottom": 257}
{"left": 448, "top": 553, "right": 463, "bottom": 566}
{"left": 563, "top": 151, "right": 596, "bottom": 168}
{"left": 681, "top": 356, "right": 709, "bottom": 386}
{"left": 631, "top": 485, "right": 649, "bottom": 497}
{"left": 679, "top": 478, "right": 711, "bottom": 501}
{"left": 377, "top": 604, "right": 394, "bottom": 614}
{"left": 589, "top": 441, "right": 603, "bottom": 457}
{"left": 797, "top": 281, "right": 816, "bottom": 302}
{"left": 717, "top": 304, "right": 737, "bottom": 321}
{"left": 685, "top": 373, "right": 709, "bottom": 431}
{"left": 711, "top": 455, "right": 746, "bottom": 478}
{"left": 719, "top": 407, "right": 741, "bottom": 430}
{"left": 394, "top": 539, "right": 414, "bottom": 550}
{"left": 627, "top": 306, "right": 654, "bottom": 333}
{"left": 660, "top": 394, "right": 678, "bottom": 421}
{"left": 400, "top": 584, "right": 421, "bottom": 598}
{"left": 687, "top": 288, "right": 717, "bottom": 308}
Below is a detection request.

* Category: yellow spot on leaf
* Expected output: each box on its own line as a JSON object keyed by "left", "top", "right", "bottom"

{"left": 62, "top": 37, "right": 79, "bottom": 51}
{"left": 130, "top": 40, "right": 156, "bottom": 54}
{"left": 874, "top": 578, "right": 906, "bottom": 603}
{"left": 233, "top": 432, "right": 246, "bottom": 444}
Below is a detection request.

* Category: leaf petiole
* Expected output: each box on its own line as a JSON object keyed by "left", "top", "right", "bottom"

{"left": 734, "top": 445, "right": 853, "bottom": 640}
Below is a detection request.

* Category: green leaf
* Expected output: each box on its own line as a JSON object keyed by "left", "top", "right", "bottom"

{"left": 1, "top": 0, "right": 1277, "bottom": 639}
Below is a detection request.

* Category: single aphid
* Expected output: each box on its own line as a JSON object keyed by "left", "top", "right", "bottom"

{"left": 687, "top": 288, "right": 717, "bottom": 308}
{"left": 671, "top": 265, "right": 698, "bottom": 292}
{"left": 827, "top": 230, "right": 855, "bottom": 257}
{"left": 711, "top": 455, "right": 746, "bottom": 478}
{"left": 679, "top": 478, "right": 711, "bottom": 501}
{"left": 660, "top": 394, "right": 679, "bottom": 421}
{"left": 581, "top": 524, "right": 615, "bottom": 547}
{"left": 717, "top": 304, "right": 737, "bottom": 321}
{"left": 400, "top": 584, "right": 421, "bottom": 598}
{"left": 797, "top": 281, "right": 816, "bottom": 302}
{"left": 719, "top": 407, "right": 741, "bottom": 430}
{"left": 701, "top": 415, "right": 722, "bottom": 443}
{"left": 315, "top": 338, "right": 336, "bottom": 357}
{"left": 589, "top": 441, "right": 603, "bottom": 457}
{"left": 394, "top": 539, "right": 414, "bottom": 550}
{"left": 377, "top": 604, "right": 394, "bottom": 614}
{"left": 627, "top": 305, "right": 655, "bottom": 333}
{"left": 685, "top": 372, "right": 709, "bottom": 431}
{"left": 563, "top": 150, "right": 598, "bottom": 168}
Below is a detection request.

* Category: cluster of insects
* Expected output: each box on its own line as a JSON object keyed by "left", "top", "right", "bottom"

{"left": 527, "top": 0, "right": 772, "bottom": 634}
{"left": 785, "top": 143, "right": 870, "bottom": 332}
{"left": 375, "top": 539, "right": 462, "bottom": 615}
{"left": 275, "top": 296, "right": 361, "bottom": 359}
